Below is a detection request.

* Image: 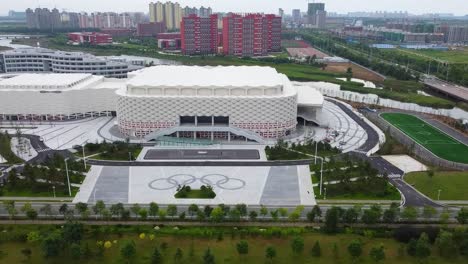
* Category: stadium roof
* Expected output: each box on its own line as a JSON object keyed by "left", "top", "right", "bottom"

{"left": 0, "top": 73, "right": 103, "bottom": 90}
{"left": 126, "top": 66, "right": 286, "bottom": 88}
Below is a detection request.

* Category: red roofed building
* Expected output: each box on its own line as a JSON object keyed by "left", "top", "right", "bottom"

{"left": 68, "top": 32, "right": 113, "bottom": 45}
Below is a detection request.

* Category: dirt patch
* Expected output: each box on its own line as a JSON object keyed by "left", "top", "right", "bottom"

{"left": 286, "top": 47, "right": 328, "bottom": 59}
{"left": 325, "top": 62, "right": 385, "bottom": 83}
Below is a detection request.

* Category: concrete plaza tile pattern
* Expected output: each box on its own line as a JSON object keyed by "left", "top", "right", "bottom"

{"left": 75, "top": 165, "right": 316, "bottom": 206}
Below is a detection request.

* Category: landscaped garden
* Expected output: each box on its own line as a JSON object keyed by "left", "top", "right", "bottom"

{"left": 0, "top": 131, "right": 23, "bottom": 164}
{"left": 1, "top": 223, "right": 468, "bottom": 263}
{"left": 175, "top": 185, "right": 216, "bottom": 199}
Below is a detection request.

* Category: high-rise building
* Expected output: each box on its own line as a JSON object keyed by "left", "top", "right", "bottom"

{"left": 26, "top": 8, "right": 64, "bottom": 30}
{"left": 181, "top": 14, "right": 218, "bottom": 55}
{"left": 307, "top": 3, "right": 326, "bottom": 29}
{"left": 292, "top": 9, "right": 301, "bottom": 23}
{"left": 279, "top": 8, "right": 284, "bottom": 21}
{"left": 222, "top": 14, "right": 281, "bottom": 57}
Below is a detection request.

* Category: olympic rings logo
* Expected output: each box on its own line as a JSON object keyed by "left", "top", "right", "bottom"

{"left": 148, "top": 174, "right": 246, "bottom": 191}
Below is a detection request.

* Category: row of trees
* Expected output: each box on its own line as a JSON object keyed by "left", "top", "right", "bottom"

{"left": 3, "top": 200, "right": 468, "bottom": 226}
{"left": 82, "top": 140, "right": 141, "bottom": 160}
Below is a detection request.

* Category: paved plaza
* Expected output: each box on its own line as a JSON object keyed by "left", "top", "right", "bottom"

{"left": 74, "top": 164, "right": 316, "bottom": 206}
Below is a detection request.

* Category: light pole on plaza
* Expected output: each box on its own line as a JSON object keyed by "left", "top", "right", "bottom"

{"left": 64, "top": 158, "right": 72, "bottom": 197}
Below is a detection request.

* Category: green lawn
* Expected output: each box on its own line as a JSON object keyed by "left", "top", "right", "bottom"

{"left": 405, "top": 171, "right": 468, "bottom": 200}
{"left": 0, "top": 225, "right": 465, "bottom": 264}
{"left": 399, "top": 48, "right": 468, "bottom": 64}
{"left": 313, "top": 186, "right": 401, "bottom": 201}
{"left": 381, "top": 113, "right": 468, "bottom": 164}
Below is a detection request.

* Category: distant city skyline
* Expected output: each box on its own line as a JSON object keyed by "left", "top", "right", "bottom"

{"left": 1, "top": 0, "right": 468, "bottom": 16}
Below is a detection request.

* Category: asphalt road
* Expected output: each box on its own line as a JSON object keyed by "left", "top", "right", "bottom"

{"left": 21, "top": 134, "right": 73, "bottom": 164}
{"left": 328, "top": 101, "right": 442, "bottom": 208}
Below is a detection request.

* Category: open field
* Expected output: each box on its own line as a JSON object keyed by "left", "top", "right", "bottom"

{"left": 0, "top": 225, "right": 465, "bottom": 264}
{"left": 381, "top": 113, "right": 468, "bottom": 164}
{"left": 405, "top": 171, "right": 468, "bottom": 200}
{"left": 396, "top": 48, "right": 468, "bottom": 64}
{"left": 325, "top": 62, "right": 385, "bottom": 82}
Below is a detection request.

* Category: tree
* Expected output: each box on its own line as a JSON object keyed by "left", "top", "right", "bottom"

{"left": 167, "top": 204, "right": 177, "bottom": 219}
{"left": 260, "top": 205, "right": 268, "bottom": 219}
{"left": 210, "top": 207, "right": 224, "bottom": 222}
{"left": 149, "top": 202, "right": 159, "bottom": 219}
{"left": 138, "top": 208, "right": 148, "bottom": 220}
{"left": 456, "top": 207, "right": 468, "bottom": 224}
{"left": 415, "top": 233, "right": 431, "bottom": 260}
{"left": 174, "top": 248, "right": 183, "bottom": 263}
{"left": 348, "top": 240, "right": 363, "bottom": 260}
{"left": 249, "top": 211, "right": 258, "bottom": 221}
{"left": 265, "top": 246, "right": 276, "bottom": 262}
{"left": 40, "top": 204, "right": 53, "bottom": 218}
{"left": 59, "top": 203, "right": 68, "bottom": 217}
{"left": 120, "top": 240, "right": 136, "bottom": 262}
{"left": 75, "top": 202, "right": 88, "bottom": 214}
{"left": 41, "top": 231, "right": 63, "bottom": 257}
{"left": 422, "top": 206, "right": 437, "bottom": 220}
{"left": 3, "top": 200, "right": 17, "bottom": 220}
{"left": 369, "top": 244, "right": 385, "bottom": 263}
{"left": 401, "top": 206, "right": 419, "bottom": 222}
{"left": 229, "top": 208, "right": 241, "bottom": 222}
{"left": 291, "top": 236, "right": 304, "bottom": 255}
{"left": 110, "top": 203, "right": 125, "bottom": 219}
{"left": 158, "top": 209, "right": 167, "bottom": 220}
{"left": 325, "top": 207, "right": 340, "bottom": 233}
{"left": 151, "top": 247, "right": 163, "bottom": 264}
{"left": 344, "top": 207, "right": 359, "bottom": 223}
{"left": 62, "top": 222, "right": 84, "bottom": 244}
{"left": 188, "top": 204, "right": 199, "bottom": 217}
{"left": 92, "top": 200, "right": 106, "bottom": 218}
{"left": 383, "top": 208, "right": 398, "bottom": 223}
{"left": 235, "top": 204, "right": 247, "bottom": 218}
{"left": 130, "top": 203, "right": 141, "bottom": 218}
{"left": 21, "top": 202, "right": 33, "bottom": 213}
{"left": 361, "top": 209, "right": 380, "bottom": 225}
{"left": 270, "top": 210, "right": 279, "bottom": 221}
{"left": 26, "top": 208, "right": 38, "bottom": 220}
{"left": 236, "top": 240, "right": 249, "bottom": 256}
{"left": 435, "top": 231, "right": 457, "bottom": 258}
{"left": 278, "top": 208, "right": 289, "bottom": 218}
{"left": 70, "top": 243, "right": 82, "bottom": 259}
{"left": 311, "top": 241, "right": 321, "bottom": 257}
{"left": 202, "top": 248, "right": 215, "bottom": 264}
{"left": 204, "top": 205, "right": 213, "bottom": 218}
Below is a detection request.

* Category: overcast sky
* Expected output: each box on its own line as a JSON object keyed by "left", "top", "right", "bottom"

{"left": 2, "top": 0, "right": 468, "bottom": 16}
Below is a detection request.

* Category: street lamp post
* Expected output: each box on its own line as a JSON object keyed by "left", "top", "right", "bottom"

{"left": 314, "top": 141, "right": 318, "bottom": 165}
{"left": 324, "top": 187, "right": 327, "bottom": 200}
{"left": 438, "top": 189, "right": 442, "bottom": 200}
{"left": 52, "top": 186, "right": 56, "bottom": 198}
{"left": 128, "top": 152, "right": 132, "bottom": 161}
{"left": 82, "top": 144, "right": 87, "bottom": 169}
{"left": 64, "top": 158, "right": 71, "bottom": 197}
{"left": 319, "top": 157, "right": 324, "bottom": 195}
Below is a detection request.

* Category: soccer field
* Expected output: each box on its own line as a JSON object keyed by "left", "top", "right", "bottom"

{"left": 381, "top": 113, "right": 468, "bottom": 164}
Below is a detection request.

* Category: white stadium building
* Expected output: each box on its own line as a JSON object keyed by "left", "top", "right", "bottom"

{"left": 0, "top": 66, "right": 324, "bottom": 142}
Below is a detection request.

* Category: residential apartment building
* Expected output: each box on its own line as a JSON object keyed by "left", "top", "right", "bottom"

{"left": 222, "top": 14, "right": 281, "bottom": 57}
{"left": 181, "top": 14, "right": 218, "bottom": 55}
{"left": 149, "top": 1, "right": 213, "bottom": 30}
